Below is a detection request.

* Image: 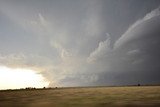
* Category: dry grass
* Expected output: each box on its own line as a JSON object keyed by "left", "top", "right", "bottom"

{"left": 0, "top": 86, "right": 160, "bottom": 107}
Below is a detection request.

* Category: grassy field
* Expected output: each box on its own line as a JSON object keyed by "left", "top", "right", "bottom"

{"left": 0, "top": 86, "right": 160, "bottom": 107}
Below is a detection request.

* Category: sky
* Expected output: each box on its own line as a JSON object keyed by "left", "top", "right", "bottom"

{"left": 0, "top": 0, "right": 160, "bottom": 89}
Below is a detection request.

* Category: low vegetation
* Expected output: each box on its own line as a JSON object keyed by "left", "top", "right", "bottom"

{"left": 0, "top": 86, "right": 160, "bottom": 107}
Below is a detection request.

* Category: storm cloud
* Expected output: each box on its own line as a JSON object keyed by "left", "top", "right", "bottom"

{"left": 0, "top": 0, "right": 160, "bottom": 87}
{"left": 87, "top": 6, "right": 160, "bottom": 85}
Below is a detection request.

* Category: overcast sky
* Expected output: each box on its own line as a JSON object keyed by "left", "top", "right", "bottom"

{"left": 0, "top": 0, "right": 160, "bottom": 87}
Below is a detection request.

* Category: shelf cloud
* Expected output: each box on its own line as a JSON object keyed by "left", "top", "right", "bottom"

{"left": 0, "top": 0, "right": 160, "bottom": 87}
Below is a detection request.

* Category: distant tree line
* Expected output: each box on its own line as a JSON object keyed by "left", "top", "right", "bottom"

{"left": 25, "top": 87, "right": 36, "bottom": 90}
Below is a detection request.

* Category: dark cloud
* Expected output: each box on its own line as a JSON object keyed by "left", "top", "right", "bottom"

{"left": 0, "top": 0, "right": 160, "bottom": 87}
{"left": 87, "top": 7, "right": 160, "bottom": 86}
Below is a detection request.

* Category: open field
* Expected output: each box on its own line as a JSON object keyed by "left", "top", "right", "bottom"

{"left": 0, "top": 86, "right": 160, "bottom": 107}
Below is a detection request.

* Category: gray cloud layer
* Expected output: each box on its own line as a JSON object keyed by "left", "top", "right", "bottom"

{"left": 0, "top": 0, "right": 160, "bottom": 87}
{"left": 87, "top": 6, "right": 160, "bottom": 86}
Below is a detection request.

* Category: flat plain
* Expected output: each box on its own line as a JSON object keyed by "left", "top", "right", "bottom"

{"left": 0, "top": 86, "right": 160, "bottom": 107}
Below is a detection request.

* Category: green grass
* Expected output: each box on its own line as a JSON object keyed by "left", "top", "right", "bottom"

{"left": 0, "top": 86, "right": 160, "bottom": 107}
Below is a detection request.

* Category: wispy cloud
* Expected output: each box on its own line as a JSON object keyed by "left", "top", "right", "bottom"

{"left": 0, "top": 0, "right": 160, "bottom": 87}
